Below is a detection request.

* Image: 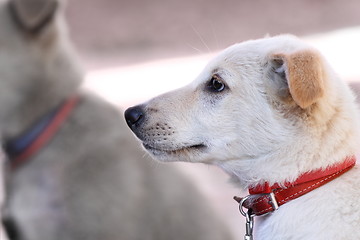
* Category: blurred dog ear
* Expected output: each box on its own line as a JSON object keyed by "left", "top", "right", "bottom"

{"left": 9, "top": 0, "right": 58, "bottom": 34}
{"left": 270, "top": 50, "right": 325, "bottom": 109}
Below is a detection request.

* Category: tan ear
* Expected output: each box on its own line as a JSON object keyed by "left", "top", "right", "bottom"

{"left": 273, "top": 50, "right": 325, "bottom": 109}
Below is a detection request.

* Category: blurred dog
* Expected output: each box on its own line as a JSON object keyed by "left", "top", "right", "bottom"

{"left": 126, "top": 35, "right": 360, "bottom": 239}
{"left": 0, "top": 0, "right": 233, "bottom": 239}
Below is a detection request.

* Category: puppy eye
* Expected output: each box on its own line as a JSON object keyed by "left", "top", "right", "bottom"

{"left": 207, "top": 75, "right": 226, "bottom": 92}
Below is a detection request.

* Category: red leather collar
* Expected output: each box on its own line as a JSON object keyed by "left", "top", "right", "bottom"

{"left": 235, "top": 156, "right": 356, "bottom": 216}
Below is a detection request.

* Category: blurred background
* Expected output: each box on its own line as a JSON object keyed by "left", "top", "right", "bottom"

{"left": 64, "top": 0, "right": 360, "bottom": 237}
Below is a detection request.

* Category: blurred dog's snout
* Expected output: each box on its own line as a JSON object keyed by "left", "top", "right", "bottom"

{"left": 124, "top": 106, "right": 144, "bottom": 129}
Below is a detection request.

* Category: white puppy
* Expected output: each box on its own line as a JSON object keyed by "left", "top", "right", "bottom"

{"left": 125, "top": 35, "right": 360, "bottom": 240}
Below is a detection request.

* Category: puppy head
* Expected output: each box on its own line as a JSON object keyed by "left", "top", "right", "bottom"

{"left": 125, "top": 35, "right": 358, "bottom": 184}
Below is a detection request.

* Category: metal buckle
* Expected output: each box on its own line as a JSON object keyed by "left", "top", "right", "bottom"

{"left": 238, "top": 195, "right": 253, "bottom": 217}
{"left": 237, "top": 196, "right": 256, "bottom": 240}
{"left": 238, "top": 192, "right": 279, "bottom": 216}
{"left": 268, "top": 191, "right": 279, "bottom": 211}
{"left": 236, "top": 192, "right": 279, "bottom": 240}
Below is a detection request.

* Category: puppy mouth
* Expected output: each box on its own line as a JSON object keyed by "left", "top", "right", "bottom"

{"left": 143, "top": 143, "right": 207, "bottom": 156}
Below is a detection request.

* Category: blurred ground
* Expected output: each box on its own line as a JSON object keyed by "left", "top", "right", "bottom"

{"left": 65, "top": 0, "right": 360, "bottom": 238}
{"left": 66, "top": 0, "right": 360, "bottom": 67}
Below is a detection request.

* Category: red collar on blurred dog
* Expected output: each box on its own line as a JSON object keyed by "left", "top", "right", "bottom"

{"left": 234, "top": 155, "right": 356, "bottom": 239}
{"left": 4, "top": 95, "right": 80, "bottom": 170}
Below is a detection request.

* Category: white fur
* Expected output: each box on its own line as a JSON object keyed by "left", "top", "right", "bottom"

{"left": 127, "top": 35, "right": 360, "bottom": 239}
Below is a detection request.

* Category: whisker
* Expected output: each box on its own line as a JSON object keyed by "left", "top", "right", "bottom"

{"left": 186, "top": 43, "right": 204, "bottom": 54}
{"left": 190, "top": 24, "right": 211, "bottom": 53}
{"left": 210, "top": 22, "right": 220, "bottom": 50}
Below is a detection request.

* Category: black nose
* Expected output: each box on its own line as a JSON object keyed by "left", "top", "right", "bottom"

{"left": 124, "top": 106, "right": 144, "bottom": 129}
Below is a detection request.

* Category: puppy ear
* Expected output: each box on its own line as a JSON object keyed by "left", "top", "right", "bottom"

{"left": 9, "top": 0, "right": 58, "bottom": 34}
{"left": 270, "top": 50, "right": 325, "bottom": 109}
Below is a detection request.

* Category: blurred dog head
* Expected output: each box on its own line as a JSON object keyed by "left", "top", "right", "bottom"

{"left": 0, "top": 0, "right": 82, "bottom": 138}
